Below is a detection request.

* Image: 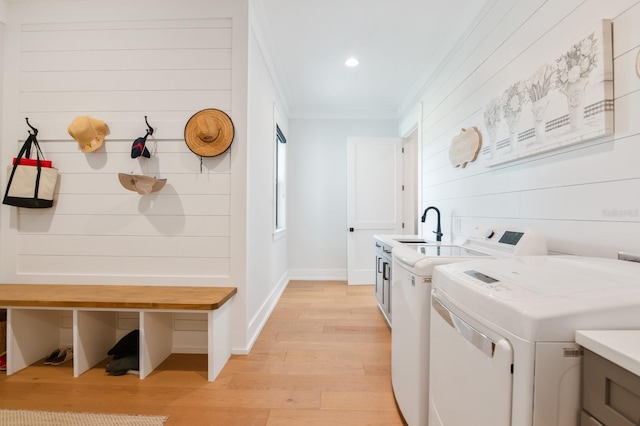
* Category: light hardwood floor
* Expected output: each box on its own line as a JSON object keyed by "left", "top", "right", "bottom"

{"left": 0, "top": 281, "right": 406, "bottom": 425}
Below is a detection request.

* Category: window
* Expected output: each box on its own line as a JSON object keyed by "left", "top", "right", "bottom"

{"left": 275, "top": 124, "right": 287, "bottom": 232}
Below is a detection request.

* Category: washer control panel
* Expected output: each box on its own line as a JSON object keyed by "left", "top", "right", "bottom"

{"left": 464, "top": 227, "right": 547, "bottom": 257}
{"left": 439, "top": 266, "right": 535, "bottom": 300}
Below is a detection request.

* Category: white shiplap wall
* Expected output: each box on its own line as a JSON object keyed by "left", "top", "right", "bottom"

{"left": 403, "top": 0, "right": 640, "bottom": 258}
{"left": 2, "top": 7, "right": 236, "bottom": 284}
{"left": 0, "top": 0, "right": 250, "bottom": 352}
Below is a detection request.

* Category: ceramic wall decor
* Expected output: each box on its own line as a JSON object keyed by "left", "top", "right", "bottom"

{"left": 449, "top": 127, "right": 482, "bottom": 168}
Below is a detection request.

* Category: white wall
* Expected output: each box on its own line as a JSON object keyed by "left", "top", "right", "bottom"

{"left": 0, "top": 1, "right": 4, "bottom": 268}
{"left": 245, "top": 12, "right": 289, "bottom": 350}
{"left": 401, "top": 0, "right": 640, "bottom": 258}
{"left": 0, "top": 0, "right": 252, "bottom": 352}
{"left": 288, "top": 118, "right": 398, "bottom": 279}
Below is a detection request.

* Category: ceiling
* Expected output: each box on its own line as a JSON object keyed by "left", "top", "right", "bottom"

{"left": 252, "top": 0, "right": 491, "bottom": 119}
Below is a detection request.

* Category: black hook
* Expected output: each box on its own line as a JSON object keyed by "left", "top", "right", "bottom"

{"left": 144, "top": 116, "right": 154, "bottom": 137}
{"left": 25, "top": 117, "right": 38, "bottom": 136}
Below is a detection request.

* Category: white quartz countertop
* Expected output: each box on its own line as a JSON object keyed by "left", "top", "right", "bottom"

{"left": 576, "top": 330, "right": 640, "bottom": 377}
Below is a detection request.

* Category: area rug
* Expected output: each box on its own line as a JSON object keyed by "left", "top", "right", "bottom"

{"left": 0, "top": 409, "right": 168, "bottom": 425}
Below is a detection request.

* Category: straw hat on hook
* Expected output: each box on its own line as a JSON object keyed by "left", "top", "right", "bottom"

{"left": 68, "top": 116, "right": 110, "bottom": 153}
{"left": 118, "top": 173, "right": 166, "bottom": 195}
{"left": 184, "top": 109, "right": 234, "bottom": 157}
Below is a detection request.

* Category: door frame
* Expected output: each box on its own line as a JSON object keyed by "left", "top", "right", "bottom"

{"left": 402, "top": 129, "right": 419, "bottom": 235}
{"left": 399, "top": 102, "right": 423, "bottom": 235}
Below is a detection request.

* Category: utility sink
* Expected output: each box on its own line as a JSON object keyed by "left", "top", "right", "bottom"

{"left": 394, "top": 238, "right": 429, "bottom": 244}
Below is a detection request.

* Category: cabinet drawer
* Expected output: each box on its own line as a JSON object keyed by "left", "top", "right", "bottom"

{"left": 583, "top": 349, "right": 640, "bottom": 426}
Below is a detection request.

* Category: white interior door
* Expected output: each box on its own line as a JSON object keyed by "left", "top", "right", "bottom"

{"left": 347, "top": 137, "right": 402, "bottom": 285}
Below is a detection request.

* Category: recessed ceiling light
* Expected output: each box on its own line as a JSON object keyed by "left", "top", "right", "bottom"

{"left": 345, "top": 57, "right": 359, "bottom": 67}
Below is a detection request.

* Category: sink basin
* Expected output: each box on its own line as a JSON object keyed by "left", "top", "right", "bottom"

{"left": 394, "top": 238, "right": 428, "bottom": 244}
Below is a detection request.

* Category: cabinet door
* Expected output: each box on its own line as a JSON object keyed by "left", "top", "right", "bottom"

{"left": 382, "top": 261, "right": 391, "bottom": 316}
{"left": 583, "top": 349, "right": 640, "bottom": 426}
{"left": 375, "top": 253, "right": 384, "bottom": 304}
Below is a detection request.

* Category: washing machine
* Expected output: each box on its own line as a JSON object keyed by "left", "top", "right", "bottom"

{"left": 429, "top": 255, "right": 640, "bottom": 426}
{"left": 391, "top": 227, "right": 547, "bottom": 426}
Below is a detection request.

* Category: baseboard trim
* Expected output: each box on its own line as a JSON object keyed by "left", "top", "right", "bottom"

{"left": 288, "top": 269, "right": 346, "bottom": 281}
{"left": 243, "top": 271, "right": 290, "bottom": 352}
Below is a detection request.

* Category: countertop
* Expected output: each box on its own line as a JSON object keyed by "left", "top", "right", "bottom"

{"left": 576, "top": 330, "right": 640, "bottom": 377}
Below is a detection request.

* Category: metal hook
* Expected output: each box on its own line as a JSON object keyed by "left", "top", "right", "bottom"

{"left": 25, "top": 117, "right": 38, "bottom": 136}
{"left": 144, "top": 116, "right": 154, "bottom": 137}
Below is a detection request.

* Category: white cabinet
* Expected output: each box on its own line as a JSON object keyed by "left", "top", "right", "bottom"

{"left": 1, "top": 284, "right": 236, "bottom": 381}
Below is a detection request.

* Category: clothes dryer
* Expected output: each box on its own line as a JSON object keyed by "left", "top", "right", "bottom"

{"left": 429, "top": 255, "right": 640, "bottom": 426}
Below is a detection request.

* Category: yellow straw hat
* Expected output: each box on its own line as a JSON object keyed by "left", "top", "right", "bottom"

{"left": 68, "top": 116, "right": 110, "bottom": 153}
{"left": 184, "top": 109, "right": 234, "bottom": 157}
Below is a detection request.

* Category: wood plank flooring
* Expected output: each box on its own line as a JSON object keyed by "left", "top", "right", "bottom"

{"left": 0, "top": 281, "right": 405, "bottom": 425}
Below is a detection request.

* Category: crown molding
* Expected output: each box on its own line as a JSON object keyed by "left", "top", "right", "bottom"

{"left": 248, "top": 0, "right": 291, "bottom": 119}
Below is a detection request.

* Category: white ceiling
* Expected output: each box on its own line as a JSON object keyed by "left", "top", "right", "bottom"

{"left": 252, "top": 0, "right": 491, "bottom": 119}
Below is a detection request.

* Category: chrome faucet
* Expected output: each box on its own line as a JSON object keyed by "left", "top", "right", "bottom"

{"left": 421, "top": 206, "right": 443, "bottom": 242}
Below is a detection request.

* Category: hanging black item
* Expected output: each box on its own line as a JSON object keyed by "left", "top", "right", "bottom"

{"left": 131, "top": 116, "right": 154, "bottom": 158}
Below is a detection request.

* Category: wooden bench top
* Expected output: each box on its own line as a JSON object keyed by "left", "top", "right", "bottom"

{"left": 0, "top": 284, "right": 237, "bottom": 310}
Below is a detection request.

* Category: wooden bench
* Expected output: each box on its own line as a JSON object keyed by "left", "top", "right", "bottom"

{"left": 0, "top": 284, "right": 237, "bottom": 381}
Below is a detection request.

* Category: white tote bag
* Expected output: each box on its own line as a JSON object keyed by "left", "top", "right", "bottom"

{"left": 3, "top": 134, "right": 59, "bottom": 208}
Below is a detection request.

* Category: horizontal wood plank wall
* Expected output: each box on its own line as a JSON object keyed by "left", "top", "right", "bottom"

{"left": 8, "top": 16, "right": 234, "bottom": 281}
{"left": 413, "top": 0, "right": 640, "bottom": 258}
{"left": 0, "top": 1, "right": 246, "bottom": 352}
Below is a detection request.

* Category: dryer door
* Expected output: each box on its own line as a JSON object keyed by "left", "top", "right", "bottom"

{"left": 429, "top": 295, "right": 513, "bottom": 426}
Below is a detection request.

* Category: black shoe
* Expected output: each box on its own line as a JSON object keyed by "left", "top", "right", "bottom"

{"left": 49, "top": 348, "right": 73, "bottom": 366}
{"left": 44, "top": 348, "right": 61, "bottom": 365}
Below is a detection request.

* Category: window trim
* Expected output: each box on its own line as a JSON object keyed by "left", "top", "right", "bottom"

{"left": 273, "top": 112, "right": 287, "bottom": 239}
